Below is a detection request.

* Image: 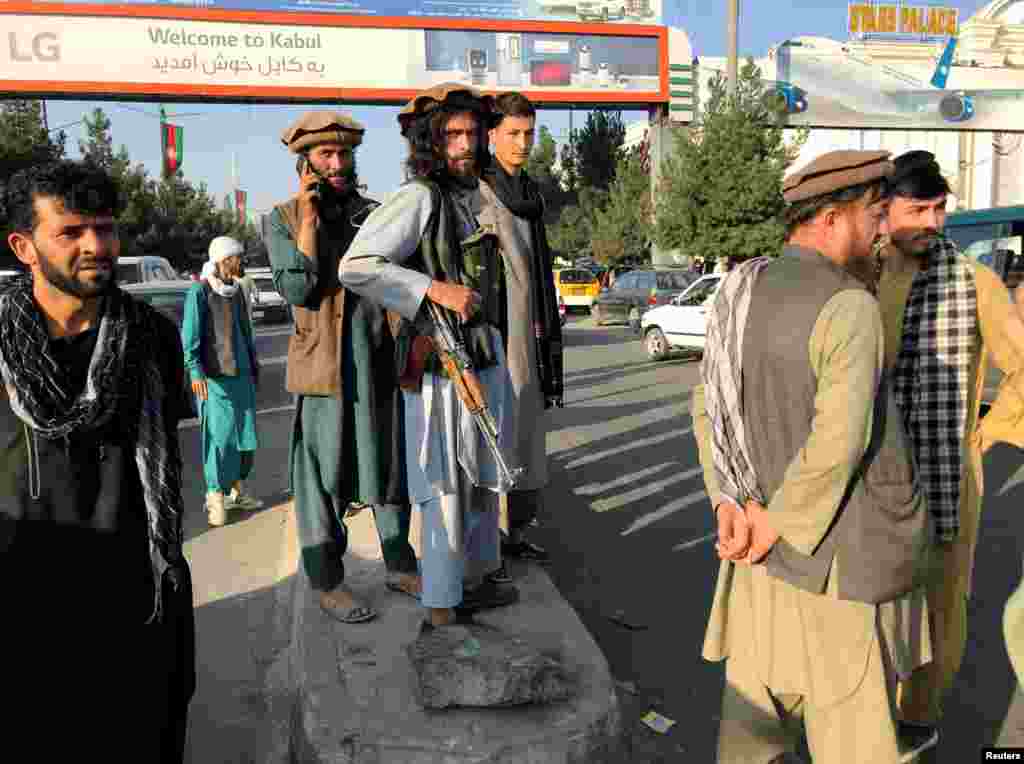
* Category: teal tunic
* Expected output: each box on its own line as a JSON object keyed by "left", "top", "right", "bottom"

{"left": 266, "top": 207, "right": 400, "bottom": 508}
{"left": 181, "top": 283, "right": 259, "bottom": 494}
{"left": 266, "top": 202, "right": 413, "bottom": 590}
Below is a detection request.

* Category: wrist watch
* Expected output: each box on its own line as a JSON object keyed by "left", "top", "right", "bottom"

{"left": 467, "top": 49, "right": 488, "bottom": 86}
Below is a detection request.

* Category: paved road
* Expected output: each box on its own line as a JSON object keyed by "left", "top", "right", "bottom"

{"left": 177, "top": 314, "right": 1024, "bottom": 762}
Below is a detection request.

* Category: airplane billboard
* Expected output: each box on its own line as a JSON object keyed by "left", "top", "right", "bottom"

{"left": 765, "top": 35, "right": 1024, "bottom": 132}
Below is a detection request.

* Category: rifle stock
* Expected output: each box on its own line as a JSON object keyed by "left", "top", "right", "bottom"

{"left": 426, "top": 301, "right": 522, "bottom": 489}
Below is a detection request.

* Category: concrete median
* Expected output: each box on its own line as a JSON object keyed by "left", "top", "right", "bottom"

{"left": 263, "top": 504, "right": 623, "bottom": 763}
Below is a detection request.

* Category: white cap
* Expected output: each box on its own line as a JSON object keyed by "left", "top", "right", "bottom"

{"left": 208, "top": 236, "right": 244, "bottom": 264}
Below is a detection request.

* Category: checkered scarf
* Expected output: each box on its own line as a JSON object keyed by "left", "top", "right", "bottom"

{"left": 0, "top": 276, "right": 185, "bottom": 622}
{"left": 892, "top": 236, "right": 978, "bottom": 543}
{"left": 701, "top": 257, "right": 772, "bottom": 508}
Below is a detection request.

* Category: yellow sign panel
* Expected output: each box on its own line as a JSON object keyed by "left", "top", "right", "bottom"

{"left": 848, "top": 3, "right": 958, "bottom": 37}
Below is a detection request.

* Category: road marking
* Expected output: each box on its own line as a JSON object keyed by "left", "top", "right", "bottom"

{"left": 575, "top": 461, "right": 681, "bottom": 496}
{"left": 593, "top": 467, "right": 703, "bottom": 515}
{"left": 619, "top": 488, "right": 709, "bottom": 536}
{"left": 564, "top": 427, "right": 692, "bottom": 470}
{"left": 179, "top": 403, "right": 295, "bottom": 430}
{"left": 673, "top": 531, "right": 717, "bottom": 551}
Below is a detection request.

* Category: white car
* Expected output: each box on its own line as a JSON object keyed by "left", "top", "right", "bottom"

{"left": 639, "top": 274, "right": 722, "bottom": 360}
{"left": 116, "top": 255, "right": 182, "bottom": 285}
{"left": 246, "top": 267, "right": 290, "bottom": 324}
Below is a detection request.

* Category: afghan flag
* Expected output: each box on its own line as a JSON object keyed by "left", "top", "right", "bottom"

{"left": 234, "top": 189, "right": 247, "bottom": 226}
{"left": 161, "top": 121, "right": 183, "bottom": 176}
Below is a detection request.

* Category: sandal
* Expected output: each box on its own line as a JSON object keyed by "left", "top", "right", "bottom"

{"left": 319, "top": 592, "right": 378, "bottom": 624}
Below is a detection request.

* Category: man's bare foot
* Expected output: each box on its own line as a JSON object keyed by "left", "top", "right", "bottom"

{"left": 319, "top": 586, "right": 377, "bottom": 623}
{"left": 428, "top": 607, "right": 456, "bottom": 628}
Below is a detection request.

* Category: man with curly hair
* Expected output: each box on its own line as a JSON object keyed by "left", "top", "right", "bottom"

{"left": 340, "top": 84, "right": 520, "bottom": 629}
{"left": 0, "top": 159, "right": 194, "bottom": 761}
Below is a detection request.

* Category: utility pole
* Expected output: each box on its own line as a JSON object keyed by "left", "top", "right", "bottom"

{"left": 727, "top": 0, "right": 739, "bottom": 96}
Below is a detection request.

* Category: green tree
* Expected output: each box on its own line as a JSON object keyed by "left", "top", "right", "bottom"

{"left": 590, "top": 149, "right": 652, "bottom": 266}
{"left": 653, "top": 59, "right": 806, "bottom": 263}
{"left": 0, "top": 100, "right": 65, "bottom": 186}
{"left": 524, "top": 125, "right": 572, "bottom": 226}
{"left": 561, "top": 110, "right": 626, "bottom": 193}
{"left": 548, "top": 186, "right": 607, "bottom": 260}
{"left": 78, "top": 107, "right": 126, "bottom": 175}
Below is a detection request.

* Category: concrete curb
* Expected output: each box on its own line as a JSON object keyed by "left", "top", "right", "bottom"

{"left": 263, "top": 509, "right": 623, "bottom": 763}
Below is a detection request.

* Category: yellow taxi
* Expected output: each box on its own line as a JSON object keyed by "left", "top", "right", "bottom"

{"left": 553, "top": 267, "right": 601, "bottom": 310}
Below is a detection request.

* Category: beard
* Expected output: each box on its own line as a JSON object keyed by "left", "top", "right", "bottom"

{"left": 892, "top": 229, "right": 941, "bottom": 258}
{"left": 445, "top": 154, "right": 479, "bottom": 188}
{"left": 36, "top": 249, "right": 117, "bottom": 299}
{"left": 313, "top": 159, "right": 358, "bottom": 198}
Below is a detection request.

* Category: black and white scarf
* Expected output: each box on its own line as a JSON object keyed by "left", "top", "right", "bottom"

{"left": 892, "top": 236, "right": 978, "bottom": 543}
{"left": 0, "top": 276, "right": 185, "bottom": 622}
{"left": 701, "top": 256, "right": 772, "bottom": 508}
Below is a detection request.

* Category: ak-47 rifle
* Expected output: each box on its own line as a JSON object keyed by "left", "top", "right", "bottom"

{"left": 425, "top": 300, "right": 523, "bottom": 490}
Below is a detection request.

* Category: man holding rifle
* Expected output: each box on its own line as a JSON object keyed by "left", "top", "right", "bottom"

{"left": 340, "top": 84, "right": 520, "bottom": 629}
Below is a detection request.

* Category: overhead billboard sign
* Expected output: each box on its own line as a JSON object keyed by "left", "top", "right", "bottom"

{"left": 0, "top": 4, "right": 670, "bottom": 103}
{"left": 764, "top": 35, "right": 1024, "bottom": 132}
{"left": 847, "top": 2, "right": 958, "bottom": 40}
{"left": 6, "top": 0, "right": 663, "bottom": 24}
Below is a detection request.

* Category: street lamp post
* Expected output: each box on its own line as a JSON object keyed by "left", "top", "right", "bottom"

{"left": 727, "top": 0, "right": 739, "bottom": 96}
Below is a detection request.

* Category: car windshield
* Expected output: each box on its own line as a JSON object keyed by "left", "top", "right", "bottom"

{"left": 560, "top": 269, "right": 595, "bottom": 284}
{"left": 145, "top": 261, "right": 178, "bottom": 281}
{"left": 656, "top": 271, "right": 692, "bottom": 291}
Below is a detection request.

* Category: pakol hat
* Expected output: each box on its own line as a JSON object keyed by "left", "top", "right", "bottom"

{"left": 397, "top": 82, "right": 496, "bottom": 136}
{"left": 783, "top": 150, "right": 894, "bottom": 203}
{"left": 208, "top": 236, "right": 244, "bottom": 263}
{"left": 281, "top": 111, "right": 365, "bottom": 154}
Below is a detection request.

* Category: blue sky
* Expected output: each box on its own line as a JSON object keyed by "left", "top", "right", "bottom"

{"left": 44, "top": 0, "right": 986, "bottom": 216}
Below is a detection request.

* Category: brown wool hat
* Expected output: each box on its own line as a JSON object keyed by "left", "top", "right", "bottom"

{"left": 281, "top": 111, "right": 365, "bottom": 154}
{"left": 397, "top": 82, "right": 496, "bottom": 136}
{"left": 783, "top": 150, "right": 894, "bottom": 203}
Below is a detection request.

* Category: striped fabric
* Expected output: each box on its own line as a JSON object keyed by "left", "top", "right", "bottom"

{"left": 892, "top": 236, "right": 978, "bottom": 543}
{"left": 700, "top": 257, "right": 772, "bottom": 509}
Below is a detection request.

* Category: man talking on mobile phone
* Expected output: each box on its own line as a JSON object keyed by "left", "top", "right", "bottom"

{"left": 265, "top": 111, "right": 419, "bottom": 624}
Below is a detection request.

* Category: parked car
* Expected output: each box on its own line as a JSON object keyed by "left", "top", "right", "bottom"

{"left": 246, "top": 267, "right": 290, "bottom": 324}
{"left": 116, "top": 255, "right": 182, "bottom": 285}
{"left": 590, "top": 268, "right": 696, "bottom": 328}
{"left": 553, "top": 267, "right": 601, "bottom": 311}
{"left": 123, "top": 281, "right": 192, "bottom": 329}
{"left": 639, "top": 274, "right": 723, "bottom": 360}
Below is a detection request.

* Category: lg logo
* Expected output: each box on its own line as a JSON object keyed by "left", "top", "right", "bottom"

{"left": 8, "top": 32, "right": 60, "bottom": 63}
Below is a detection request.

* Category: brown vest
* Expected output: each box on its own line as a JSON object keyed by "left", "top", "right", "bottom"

{"left": 274, "top": 197, "right": 352, "bottom": 397}
{"left": 743, "top": 246, "right": 933, "bottom": 604}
